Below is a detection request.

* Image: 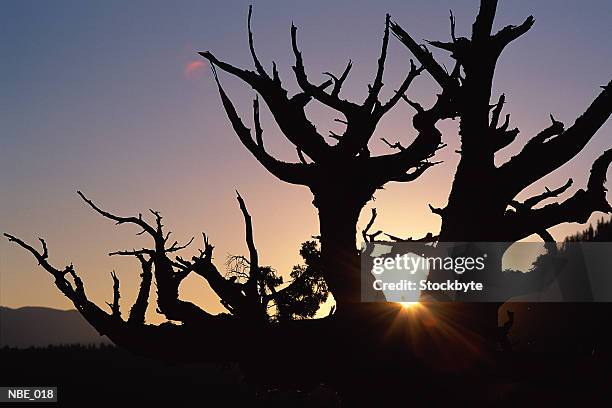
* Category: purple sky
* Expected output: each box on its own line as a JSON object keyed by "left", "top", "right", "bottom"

{"left": 1, "top": 0, "right": 610, "bottom": 319}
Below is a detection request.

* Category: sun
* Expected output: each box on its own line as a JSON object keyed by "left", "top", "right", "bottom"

{"left": 398, "top": 302, "right": 419, "bottom": 309}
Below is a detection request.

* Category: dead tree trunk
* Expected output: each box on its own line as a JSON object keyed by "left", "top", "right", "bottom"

{"left": 391, "top": 0, "right": 612, "bottom": 345}
{"left": 199, "top": 7, "right": 445, "bottom": 308}
{"left": 315, "top": 190, "right": 363, "bottom": 305}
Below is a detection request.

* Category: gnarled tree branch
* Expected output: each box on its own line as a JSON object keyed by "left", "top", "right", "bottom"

{"left": 500, "top": 82, "right": 612, "bottom": 199}
{"left": 128, "top": 254, "right": 153, "bottom": 325}
{"left": 208, "top": 65, "right": 314, "bottom": 185}
{"left": 106, "top": 271, "right": 121, "bottom": 319}
{"left": 504, "top": 149, "right": 612, "bottom": 241}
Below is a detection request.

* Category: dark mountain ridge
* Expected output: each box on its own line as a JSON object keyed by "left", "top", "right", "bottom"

{"left": 0, "top": 306, "right": 109, "bottom": 348}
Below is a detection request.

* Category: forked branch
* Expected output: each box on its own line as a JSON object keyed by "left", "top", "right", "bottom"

{"left": 106, "top": 271, "right": 121, "bottom": 319}
{"left": 505, "top": 149, "right": 612, "bottom": 241}
{"left": 500, "top": 81, "right": 612, "bottom": 197}
{"left": 208, "top": 65, "right": 314, "bottom": 185}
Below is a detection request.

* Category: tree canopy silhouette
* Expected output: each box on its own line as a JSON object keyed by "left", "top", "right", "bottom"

{"left": 379, "top": 0, "right": 611, "bottom": 334}
{"left": 199, "top": 5, "right": 446, "bottom": 306}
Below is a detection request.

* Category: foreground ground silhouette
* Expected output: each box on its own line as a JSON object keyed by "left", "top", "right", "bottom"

{"left": 2, "top": 344, "right": 612, "bottom": 405}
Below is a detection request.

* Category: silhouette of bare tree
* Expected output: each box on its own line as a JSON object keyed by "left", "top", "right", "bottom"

{"left": 199, "top": 6, "right": 446, "bottom": 307}
{"left": 388, "top": 0, "right": 611, "bottom": 338}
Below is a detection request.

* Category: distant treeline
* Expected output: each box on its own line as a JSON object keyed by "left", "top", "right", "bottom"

{"left": 1, "top": 343, "right": 116, "bottom": 352}
{"left": 564, "top": 217, "right": 612, "bottom": 243}
{"left": 512, "top": 216, "right": 612, "bottom": 353}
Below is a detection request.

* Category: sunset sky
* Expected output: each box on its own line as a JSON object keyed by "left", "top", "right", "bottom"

{"left": 1, "top": 0, "right": 610, "bottom": 321}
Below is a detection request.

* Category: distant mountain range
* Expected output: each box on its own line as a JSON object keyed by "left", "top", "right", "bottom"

{"left": 0, "top": 306, "right": 110, "bottom": 348}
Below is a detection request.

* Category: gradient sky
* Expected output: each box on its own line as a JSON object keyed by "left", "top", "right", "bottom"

{"left": 1, "top": 0, "right": 611, "bottom": 321}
